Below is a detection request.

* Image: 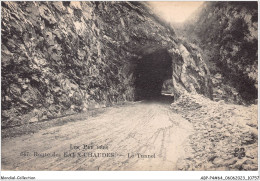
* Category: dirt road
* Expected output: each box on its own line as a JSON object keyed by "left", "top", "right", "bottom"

{"left": 2, "top": 94, "right": 258, "bottom": 171}
{"left": 2, "top": 95, "right": 193, "bottom": 171}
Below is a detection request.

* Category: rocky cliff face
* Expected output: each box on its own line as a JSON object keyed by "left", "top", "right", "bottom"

{"left": 1, "top": 1, "right": 212, "bottom": 127}
{"left": 175, "top": 2, "right": 258, "bottom": 105}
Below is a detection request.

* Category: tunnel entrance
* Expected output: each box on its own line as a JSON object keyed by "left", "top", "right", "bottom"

{"left": 134, "top": 49, "right": 173, "bottom": 101}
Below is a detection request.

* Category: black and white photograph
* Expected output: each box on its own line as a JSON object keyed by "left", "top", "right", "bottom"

{"left": 1, "top": 0, "right": 258, "bottom": 177}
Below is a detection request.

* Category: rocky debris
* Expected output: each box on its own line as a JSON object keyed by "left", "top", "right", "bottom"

{"left": 172, "top": 93, "right": 257, "bottom": 171}
{"left": 2, "top": 2, "right": 212, "bottom": 127}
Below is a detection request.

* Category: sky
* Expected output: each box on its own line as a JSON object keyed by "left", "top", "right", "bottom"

{"left": 148, "top": 1, "right": 204, "bottom": 23}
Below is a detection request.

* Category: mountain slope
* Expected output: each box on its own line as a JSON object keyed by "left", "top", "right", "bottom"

{"left": 175, "top": 1, "right": 258, "bottom": 104}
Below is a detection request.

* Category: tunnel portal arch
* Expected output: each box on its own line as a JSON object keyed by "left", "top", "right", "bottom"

{"left": 134, "top": 49, "right": 173, "bottom": 101}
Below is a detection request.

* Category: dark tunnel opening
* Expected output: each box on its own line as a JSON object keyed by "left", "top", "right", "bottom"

{"left": 134, "top": 49, "right": 174, "bottom": 103}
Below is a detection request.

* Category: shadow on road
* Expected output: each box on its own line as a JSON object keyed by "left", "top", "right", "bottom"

{"left": 141, "top": 94, "right": 174, "bottom": 105}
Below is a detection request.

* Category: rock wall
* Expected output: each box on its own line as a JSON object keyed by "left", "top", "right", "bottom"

{"left": 1, "top": 1, "right": 212, "bottom": 127}
{"left": 175, "top": 1, "right": 258, "bottom": 104}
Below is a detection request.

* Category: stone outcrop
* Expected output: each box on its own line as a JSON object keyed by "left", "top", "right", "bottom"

{"left": 1, "top": 1, "right": 212, "bottom": 127}
{"left": 175, "top": 1, "right": 258, "bottom": 104}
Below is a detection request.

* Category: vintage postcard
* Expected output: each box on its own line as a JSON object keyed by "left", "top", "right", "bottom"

{"left": 1, "top": 0, "right": 258, "bottom": 179}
